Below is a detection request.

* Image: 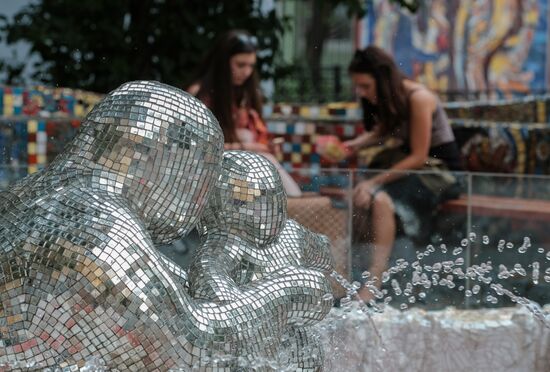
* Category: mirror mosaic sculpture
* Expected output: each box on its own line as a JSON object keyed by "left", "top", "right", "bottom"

{"left": 0, "top": 81, "right": 333, "bottom": 371}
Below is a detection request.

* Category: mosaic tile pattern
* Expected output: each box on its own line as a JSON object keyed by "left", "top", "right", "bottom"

{"left": 0, "top": 85, "right": 102, "bottom": 118}
{"left": 267, "top": 120, "right": 363, "bottom": 174}
{"left": 190, "top": 151, "right": 333, "bottom": 369}
{"left": 444, "top": 95, "right": 550, "bottom": 123}
{"left": 0, "top": 81, "right": 333, "bottom": 370}
{"left": 3, "top": 92, "right": 550, "bottom": 190}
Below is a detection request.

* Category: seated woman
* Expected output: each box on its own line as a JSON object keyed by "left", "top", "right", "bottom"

{"left": 187, "top": 29, "right": 301, "bottom": 197}
{"left": 342, "top": 46, "right": 462, "bottom": 300}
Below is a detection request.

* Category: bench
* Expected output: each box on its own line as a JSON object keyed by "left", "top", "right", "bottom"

{"left": 318, "top": 186, "right": 550, "bottom": 221}
{"left": 440, "top": 194, "right": 550, "bottom": 222}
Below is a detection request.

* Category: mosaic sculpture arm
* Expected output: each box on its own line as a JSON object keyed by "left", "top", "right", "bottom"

{"left": 303, "top": 229, "right": 334, "bottom": 274}
{"left": 188, "top": 239, "right": 243, "bottom": 302}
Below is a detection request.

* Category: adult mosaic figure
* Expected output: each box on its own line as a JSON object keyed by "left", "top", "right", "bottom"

{"left": 0, "top": 81, "right": 332, "bottom": 370}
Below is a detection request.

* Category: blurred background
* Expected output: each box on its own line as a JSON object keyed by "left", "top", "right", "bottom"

{"left": 0, "top": 0, "right": 549, "bottom": 311}
{"left": 1, "top": 0, "right": 548, "bottom": 102}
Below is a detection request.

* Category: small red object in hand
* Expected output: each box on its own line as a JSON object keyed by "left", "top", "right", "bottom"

{"left": 316, "top": 135, "right": 350, "bottom": 162}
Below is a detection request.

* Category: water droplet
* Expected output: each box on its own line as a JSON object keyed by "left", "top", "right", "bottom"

{"left": 486, "top": 295, "right": 498, "bottom": 304}
{"left": 482, "top": 235, "right": 490, "bottom": 245}
{"left": 538, "top": 247, "right": 544, "bottom": 254}
{"left": 440, "top": 244, "right": 447, "bottom": 253}
{"left": 408, "top": 296, "right": 416, "bottom": 303}
{"left": 465, "top": 289, "right": 472, "bottom": 297}
{"left": 532, "top": 262, "right": 540, "bottom": 285}
{"left": 400, "top": 303, "right": 408, "bottom": 310}
{"left": 455, "top": 257, "right": 464, "bottom": 265}
{"left": 361, "top": 271, "right": 370, "bottom": 279}
{"left": 546, "top": 251, "right": 550, "bottom": 261}
{"left": 458, "top": 285, "right": 464, "bottom": 291}
{"left": 469, "top": 232, "right": 476, "bottom": 242}
{"left": 453, "top": 247, "right": 463, "bottom": 255}
{"left": 472, "top": 285, "right": 480, "bottom": 294}
{"left": 461, "top": 238, "right": 469, "bottom": 247}
{"left": 492, "top": 284, "right": 504, "bottom": 295}
{"left": 506, "top": 242, "right": 514, "bottom": 249}
{"left": 340, "top": 296, "right": 352, "bottom": 308}
{"left": 514, "top": 264, "right": 526, "bottom": 276}
{"left": 418, "top": 292, "right": 426, "bottom": 299}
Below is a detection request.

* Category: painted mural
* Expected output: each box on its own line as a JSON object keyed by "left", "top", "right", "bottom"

{"left": 364, "top": 0, "right": 548, "bottom": 97}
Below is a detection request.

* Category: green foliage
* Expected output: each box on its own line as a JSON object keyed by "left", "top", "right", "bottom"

{"left": 0, "top": 0, "right": 287, "bottom": 93}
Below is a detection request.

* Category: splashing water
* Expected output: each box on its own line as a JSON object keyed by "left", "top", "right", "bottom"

{"left": 3, "top": 234, "right": 547, "bottom": 370}
{"left": 331, "top": 234, "right": 550, "bottom": 330}
{"left": 329, "top": 270, "right": 397, "bottom": 372}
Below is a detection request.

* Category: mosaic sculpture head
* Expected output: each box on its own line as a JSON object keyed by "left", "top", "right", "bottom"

{"left": 200, "top": 151, "right": 287, "bottom": 246}
{"left": 56, "top": 81, "right": 223, "bottom": 242}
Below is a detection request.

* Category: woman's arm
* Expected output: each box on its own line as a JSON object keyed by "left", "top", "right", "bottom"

{"left": 187, "top": 83, "right": 201, "bottom": 96}
{"left": 224, "top": 142, "right": 270, "bottom": 152}
{"left": 343, "top": 124, "right": 383, "bottom": 153}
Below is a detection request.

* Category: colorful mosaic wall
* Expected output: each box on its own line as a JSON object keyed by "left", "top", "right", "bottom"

{"left": 264, "top": 101, "right": 550, "bottom": 177}
{"left": 0, "top": 86, "right": 102, "bottom": 185}
{"left": 362, "top": 0, "right": 549, "bottom": 95}
{"left": 266, "top": 117, "right": 550, "bottom": 177}
{"left": 445, "top": 95, "right": 550, "bottom": 123}
{"left": 0, "top": 85, "right": 102, "bottom": 118}
{"left": 1, "top": 88, "right": 549, "bottom": 189}
{"left": 452, "top": 122, "right": 550, "bottom": 174}
{"left": 267, "top": 119, "right": 363, "bottom": 189}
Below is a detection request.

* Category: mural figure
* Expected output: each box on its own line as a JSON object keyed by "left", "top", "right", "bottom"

{"left": 368, "top": 0, "right": 544, "bottom": 97}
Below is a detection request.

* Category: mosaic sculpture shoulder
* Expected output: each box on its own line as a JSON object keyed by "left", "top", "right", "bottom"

{"left": 0, "top": 81, "right": 333, "bottom": 371}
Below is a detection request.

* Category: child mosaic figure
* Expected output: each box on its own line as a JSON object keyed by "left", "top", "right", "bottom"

{"left": 0, "top": 81, "right": 333, "bottom": 370}
{"left": 188, "top": 151, "right": 333, "bottom": 370}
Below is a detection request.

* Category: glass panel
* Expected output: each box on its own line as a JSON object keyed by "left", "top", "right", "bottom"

{"left": 468, "top": 173, "right": 550, "bottom": 309}
{"left": 350, "top": 169, "right": 470, "bottom": 310}
{"left": 289, "top": 168, "right": 353, "bottom": 299}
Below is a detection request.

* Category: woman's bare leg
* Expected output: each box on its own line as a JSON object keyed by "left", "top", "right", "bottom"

{"left": 358, "top": 191, "right": 395, "bottom": 301}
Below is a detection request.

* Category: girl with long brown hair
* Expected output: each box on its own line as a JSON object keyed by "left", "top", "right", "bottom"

{"left": 188, "top": 30, "right": 301, "bottom": 196}
{"left": 344, "top": 46, "right": 461, "bottom": 300}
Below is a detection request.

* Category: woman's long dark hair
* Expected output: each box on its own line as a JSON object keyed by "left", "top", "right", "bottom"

{"left": 188, "top": 30, "right": 262, "bottom": 143}
{"left": 348, "top": 46, "right": 408, "bottom": 135}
